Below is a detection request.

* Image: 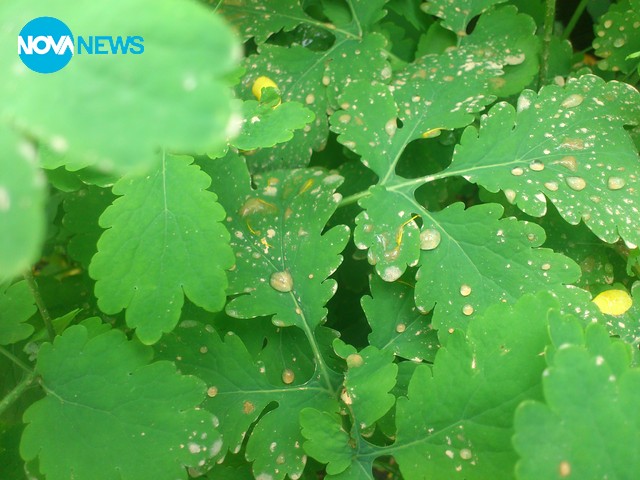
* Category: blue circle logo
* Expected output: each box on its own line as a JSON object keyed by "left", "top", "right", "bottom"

{"left": 18, "top": 17, "right": 74, "bottom": 74}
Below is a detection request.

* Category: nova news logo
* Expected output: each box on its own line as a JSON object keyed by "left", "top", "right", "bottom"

{"left": 18, "top": 16, "right": 144, "bottom": 74}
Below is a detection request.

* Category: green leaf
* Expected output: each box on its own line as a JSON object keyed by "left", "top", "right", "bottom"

{"left": 362, "top": 275, "right": 438, "bottom": 362}
{"left": 240, "top": 33, "right": 390, "bottom": 170}
{"left": 158, "top": 322, "right": 338, "bottom": 480}
{"left": 358, "top": 193, "right": 580, "bottom": 334}
{"left": 514, "top": 320, "right": 640, "bottom": 480}
{"left": 206, "top": 152, "right": 349, "bottom": 334}
{"left": 302, "top": 293, "right": 557, "bottom": 479}
{"left": 89, "top": 153, "right": 233, "bottom": 345}
{"left": 300, "top": 409, "right": 355, "bottom": 476}
{"left": 451, "top": 75, "right": 640, "bottom": 246}
{"left": 20, "top": 325, "right": 220, "bottom": 480}
{"left": 330, "top": 47, "right": 501, "bottom": 180}
{"left": 232, "top": 93, "right": 315, "bottom": 151}
{"left": 458, "top": 6, "right": 540, "bottom": 96}
{"left": 0, "top": 128, "right": 46, "bottom": 280}
{"left": 62, "top": 186, "right": 115, "bottom": 268}
{"left": 219, "top": 0, "right": 314, "bottom": 44}
{"left": 0, "top": 280, "right": 35, "bottom": 345}
{"left": 333, "top": 340, "right": 398, "bottom": 428}
{"left": 420, "top": 0, "right": 508, "bottom": 35}
{"left": 592, "top": 0, "right": 640, "bottom": 74}
{"left": 0, "top": 0, "right": 241, "bottom": 173}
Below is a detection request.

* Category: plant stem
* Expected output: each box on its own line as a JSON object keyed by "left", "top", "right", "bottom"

{"left": 0, "top": 372, "right": 36, "bottom": 418}
{"left": 539, "top": 0, "right": 557, "bottom": 88}
{"left": 339, "top": 189, "right": 372, "bottom": 208}
{"left": 0, "top": 346, "right": 34, "bottom": 374}
{"left": 24, "top": 270, "right": 55, "bottom": 342}
{"left": 562, "top": 0, "right": 589, "bottom": 41}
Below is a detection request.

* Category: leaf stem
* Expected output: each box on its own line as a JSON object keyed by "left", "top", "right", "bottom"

{"left": 24, "top": 270, "right": 55, "bottom": 342}
{"left": 562, "top": 0, "right": 589, "bottom": 41}
{"left": 339, "top": 189, "right": 372, "bottom": 208}
{"left": 539, "top": 0, "right": 557, "bottom": 88}
{"left": 0, "top": 372, "right": 36, "bottom": 418}
{"left": 0, "top": 346, "right": 34, "bottom": 374}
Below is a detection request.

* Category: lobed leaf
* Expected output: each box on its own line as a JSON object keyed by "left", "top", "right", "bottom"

{"left": 20, "top": 325, "right": 219, "bottom": 480}
{"left": 592, "top": 0, "right": 640, "bottom": 74}
{"left": 420, "top": 0, "right": 508, "bottom": 35}
{"left": 362, "top": 275, "right": 438, "bottom": 362}
{"left": 158, "top": 322, "right": 337, "bottom": 480}
{"left": 0, "top": 280, "right": 36, "bottom": 345}
{"left": 514, "top": 318, "right": 640, "bottom": 480}
{"left": 90, "top": 153, "right": 233, "bottom": 345}
{"left": 0, "top": 0, "right": 241, "bottom": 173}
{"left": 232, "top": 91, "right": 315, "bottom": 151}
{"left": 206, "top": 152, "right": 349, "bottom": 334}
{"left": 451, "top": 75, "right": 640, "bottom": 246}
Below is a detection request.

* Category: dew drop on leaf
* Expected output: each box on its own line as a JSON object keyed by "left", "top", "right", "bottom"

{"left": 396, "top": 323, "right": 406, "bottom": 333}
{"left": 565, "top": 176, "right": 586, "bottom": 191}
{"left": 561, "top": 94, "right": 584, "bottom": 108}
{"left": 511, "top": 167, "right": 524, "bottom": 176}
{"left": 270, "top": 271, "right": 294, "bottom": 292}
{"left": 460, "top": 284, "right": 471, "bottom": 296}
{"left": 530, "top": 161, "right": 545, "bottom": 171}
{"left": 207, "top": 386, "right": 218, "bottom": 398}
{"left": 462, "top": 304, "right": 474, "bottom": 316}
{"left": 559, "top": 461, "right": 571, "bottom": 477}
{"left": 544, "top": 181, "right": 559, "bottom": 191}
{"left": 346, "top": 353, "right": 364, "bottom": 368}
{"left": 504, "top": 189, "right": 516, "bottom": 204}
{"left": 385, "top": 118, "right": 397, "bottom": 137}
{"left": 607, "top": 177, "right": 626, "bottom": 190}
{"left": 420, "top": 229, "right": 441, "bottom": 250}
{"left": 555, "top": 155, "right": 578, "bottom": 172}
{"left": 460, "top": 448, "right": 472, "bottom": 460}
{"left": 281, "top": 368, "right": 295, "bottom": 384}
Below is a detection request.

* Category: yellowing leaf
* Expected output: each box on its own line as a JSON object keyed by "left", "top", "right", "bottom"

{"left": 593, "top": 289, "right": 633, "bottom": 316}
{"left": 251, "top": 76, "right": 279, "bottom": 101}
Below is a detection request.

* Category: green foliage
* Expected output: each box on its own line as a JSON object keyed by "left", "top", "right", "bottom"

{"left": 1, "top": 1, "right": 640, "bottom": 479}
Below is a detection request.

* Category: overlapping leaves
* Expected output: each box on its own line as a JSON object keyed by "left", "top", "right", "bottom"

{"left": 420, "top": 0, "right": 508, "bottom": 34}
{"left": 301, "top": 293, "right": 559, "bottom": 479}
{"left": 514, "top": 314, "right": 639, "bottom": 479}
{"left": 158, "top": 322, "right": 337, "bottom": 480}
{"left": 0, "top": 280, "right": 35, "bottom": 345}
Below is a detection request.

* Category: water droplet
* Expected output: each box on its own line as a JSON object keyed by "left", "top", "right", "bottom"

{"left": 420, "top": 229, "right": 441, "bottom": 250}
{"left": 566, "top": 176, "right": 586, "bottom": 191}
{"left": 460, "top": 449, "right": 472, "bottom": 460}
{"left": 530, "top": 161, "right": 545, "bottom": 171}
{"left": 462, "top": 304, "right": 474, "bottom": 316}
{"left": 385, "top": 118, "right": 397, "bottom": 137}
{"left": 504, "top": 189, "right": 516, "bottom": 204}
{"left": 270, "top": 271, "right": 293, "bottom": 292}
{"left": 305, "top": 93, "right": 315, "bottom": 104}
{"left": 561, "top": 94, "right": 584, "bottom": 108}
{"left": 282, "top": 368, "right": 295, "bottom": 384}
{"left": 544, "top": 181, "right": 559, "bottom": 191}
{"left": 460, "top": 284, "right": 471, "bottom": 296}
{"left": 346, "top": 353, "right": 364, "bottom": 368}
{"left": 338, "top": 114, "right": 351, "bottom": 124}
{"left": 555, "top": 155, "right": 578, "bottom": 172}
{"left": 207, "top": 386, "right": 218, "bottom": 397}
{"left": 382, "top": 266, "right": 402, "bottom": 281}
{"left": 541, "top": 263, "right": 551, "bottom": 270}
{"left": 559, "top": 461, "right": 571, "bottom": 477}
{"left": 396, "top": 323, "right": 406, "bottom": 333}
{"left": 607, "top": 177, "right": 626, "bottom": 190}
{"left": 511, "top": 167, "right": 524, "bottom": 176}
{"left": 613, "top": 38, "right": 625, "bottom": 48}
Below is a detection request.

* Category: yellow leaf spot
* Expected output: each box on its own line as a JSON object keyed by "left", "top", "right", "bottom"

{"left": 251, "top": 76, "right": 279, "bottom": 101}
{"left": 592, "top": 289, "right": 632, "bottom": 316}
